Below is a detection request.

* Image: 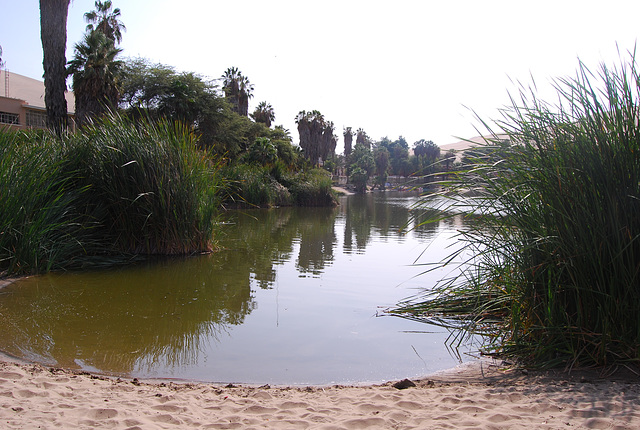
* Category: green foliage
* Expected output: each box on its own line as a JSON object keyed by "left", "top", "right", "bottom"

{"left": 349, "top": 167, "right": 369, "bottom": 194}
{"left": 295, "top": 110, "right": 337, "bottom": 167}
{"left": 221, "top": 163, "right": 336, "bottom": 208}
{"left": 68, "top": 29, "right": 123, "bottom": 126}
{"left": 0, "top": 114, "right": 223, "bottom": 276}
{"left": 118, "top": 58, "right": 234, "bottom": 155}
{"left": 221, "top": 67, "right": 253, "bottom": 116}
{"left": 392, "top": 53, "right": 640, "bottom": 369}
{"left": 373, "top": 146, "right": 390, "bottom": 189}
{"left": 378, "top": 136, "right": 411, "bottom": 176}
{"left": 287, "top": 169, "right": 336, "bottom": 207}
{"left": 0, "top": 129, "right": 90, "bottom": 274}
{"left": 70, "top": 114, "right": 221, "bottom": 255}
{"left": 348, "top": 142, "right": 375, "bottom": 192}
{"left": 222, "top": 164, "right": 285, "bottom": 208}
{"left": 243, "top": 137, "right": 277, "bottom": 166}
{"left": 251, "top": 101, "right": 275, "bottom": 127}
{"left": 83, "top": 0, "right": 126, "bottom": 45}
{"left": 412, "top": 139, "right": 440, "bottom": 176}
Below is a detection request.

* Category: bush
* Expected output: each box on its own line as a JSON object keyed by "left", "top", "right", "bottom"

{"left": 392, "top": 53, "right": 640, "bottom": 368}
{"left": 288, "top": 168, "right": 336, "bottom": 207}
{"left": 221, "top": 165, "right": 336, "bottom": 208}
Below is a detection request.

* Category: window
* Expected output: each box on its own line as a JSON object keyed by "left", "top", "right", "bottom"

{"left": 26, "top": 110, "right": 47, "bottom": 128}
{"left": 0, "top": 111, "right": 19, "bottom": 125}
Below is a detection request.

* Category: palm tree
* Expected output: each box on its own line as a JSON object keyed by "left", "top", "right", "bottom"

{"left": 68, "top": 30, "right": 122, "bottom": 126}
{"left": 39, "top": 0, "right": 70, "bottom": 135}
{"left": 251, "top": 101, "right": 275, "bottom": 127}
{"left": 221, "top": 67, "right": 240, "bottom": 113}
{"left": 343, "top": 127, "right": 354, "bottom": 156}
{"left": 221, "top": 67, "right": 253, "bottom": 116}
{"left": 296, "top": 110, "right": 336, "bottom": 167}
{"left": 84, "top": 0, "right": 126, "bottom": 45}
{"left": 356, "top": 128, "right": 371, "bottom": 148}
{"left": 237, "top": 75, "right": 254, "bottom": 116}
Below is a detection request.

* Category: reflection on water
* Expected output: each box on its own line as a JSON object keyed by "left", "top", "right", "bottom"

{"left": 0, "top": 192, "right": 472, "bottom": 384}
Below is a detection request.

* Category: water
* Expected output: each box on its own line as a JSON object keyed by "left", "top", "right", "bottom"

{"left": 0, "top": 192, "right": 473, "bottom": 385}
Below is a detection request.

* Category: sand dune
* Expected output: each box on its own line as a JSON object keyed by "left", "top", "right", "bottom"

{"left": 2, "top": 358, "right": 640, "bottom": 429}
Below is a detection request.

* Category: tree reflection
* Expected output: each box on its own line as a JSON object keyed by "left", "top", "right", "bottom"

{"left": 0, "top": 255, "right": 255, "bottom": 373}
{"left": 0, "top": 191, "right": 452, "bottom": 376}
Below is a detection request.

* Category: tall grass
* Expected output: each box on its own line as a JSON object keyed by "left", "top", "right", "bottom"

{"left": 392, "top": 52, "right": 640, "bottom": 368}
{"left": 0, "top": 114, "right": 222, "bottom": 276}
{"left": 0, "top": 130, "right": 93, "bottom": 274}
{"left": 70, "top": 115, "right": 222, "bottom": 254}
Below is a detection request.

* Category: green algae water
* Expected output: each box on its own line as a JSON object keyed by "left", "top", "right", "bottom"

{"left": 0, "top": 192, "right": 472, "bottom": 385}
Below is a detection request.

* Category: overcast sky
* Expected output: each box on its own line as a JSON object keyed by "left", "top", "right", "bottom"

{"left": 1, "top": 0, "right": 639, "bottom": 152}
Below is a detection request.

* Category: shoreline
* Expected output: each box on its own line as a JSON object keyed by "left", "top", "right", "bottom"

{"left": 2, "top": 358, "right": 640, "bottom": 428}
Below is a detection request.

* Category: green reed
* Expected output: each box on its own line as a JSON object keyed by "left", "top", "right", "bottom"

{"left": 0, "top": 129, "right": 90, "bottom": 274}
{"left": 392, "top": 52, "right": 640, "bottom": 368}
{"left": 0, "top": 114, "right": 222, "bottom": 276}
{"left": 70, "top": 114, "right": 222, "bottom": 255}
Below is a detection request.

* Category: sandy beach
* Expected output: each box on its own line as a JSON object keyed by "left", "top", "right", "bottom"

{"left": 2, "top": 357, "right": 640, "bottom": 429}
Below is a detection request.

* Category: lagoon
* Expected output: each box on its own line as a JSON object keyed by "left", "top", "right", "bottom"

{"left": 0, "top": 191, "right": 472, "bottom": 385}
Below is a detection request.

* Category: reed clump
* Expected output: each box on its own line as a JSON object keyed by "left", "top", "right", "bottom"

{"left": 393, "top": 52, "right": 640, "bottom": 369}
{"left": 0, "top": 114, "right": 222, "bottom": 276}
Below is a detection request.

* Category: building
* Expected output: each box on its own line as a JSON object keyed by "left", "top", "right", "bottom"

{"left": 0, "top": 69, "right": 75, "bottom": 130}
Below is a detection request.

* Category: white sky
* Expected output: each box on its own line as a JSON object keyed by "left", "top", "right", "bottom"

{"left": 1, "top": 0, "right": 639, "bottom": 152}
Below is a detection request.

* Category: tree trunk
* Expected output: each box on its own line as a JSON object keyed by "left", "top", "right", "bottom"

{"left": 40, "top": 0, "right": 70, "bottom": 135}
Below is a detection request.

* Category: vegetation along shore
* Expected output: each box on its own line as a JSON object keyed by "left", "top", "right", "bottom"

{"left": 3, "top": 0, "right": 640, "bottom": 392}
{"left": 391, "top": 52, "right": 640, "bottom": 372}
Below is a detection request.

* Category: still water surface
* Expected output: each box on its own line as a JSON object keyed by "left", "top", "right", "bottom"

{"left": 0, "top": 192, "right": 472, "bottom": 385}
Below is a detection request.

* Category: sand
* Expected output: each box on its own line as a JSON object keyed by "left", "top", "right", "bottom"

{"left": 2, "top": 358, "right": 640, "bottom": 429}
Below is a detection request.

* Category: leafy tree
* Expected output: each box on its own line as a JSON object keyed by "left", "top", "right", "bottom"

{"left": 84, "top": 1, "right": 126, "bottom": 45}
{"left": 68, "top": 30, "right": 122, "bottom": 126}
{"left": 443, "top": 149, "right": 456, "bottom": 170}
{"left": 118, "top": 58, "right": 234, "bottom": 153}
{"left": 119, "top": 58, "right": 176, "bottom": 110}
{"left": 270, "top": 125, "right": 298, "bottom": 167}
{"left": 343, "top": 126, "right": 354, "bottom": 156}
{"left": 348, "top": 142, "right": 375, "bottom": 193}
{"left": 373, "top": 146, "right": 390, "bottom": 190}
{"left": 244, "top": 137, "right": 277, "bottom": 165}
{"left": 295, "top": 110, "right": 337, "bottom": 167}
{"left": 39, "top": 0, "right": 70, "bottom": 134}
{"left": 251, "top": 101, "right": 275, "bottom": 127}
{"left": 413, "top": 139, "right": 440, "bottom": 175}
{"left": 379, "top": 136, "right": 410, "bottom": 176}
{"left": 413, "top": 139, "right": 440, "bottom": 162}
{"left": 222, "top": 67, "right": 253, "bottom": 116}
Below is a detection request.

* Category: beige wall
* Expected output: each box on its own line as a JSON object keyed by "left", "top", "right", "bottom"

{"left": 0, "top": 96, "right": 27, "bottom": 129}
{"left": 0, "top": 70, "right": 75, "bottom": 130}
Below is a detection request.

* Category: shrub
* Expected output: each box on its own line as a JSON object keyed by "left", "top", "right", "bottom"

{"left": 288, "top": 168, "right": 336, "bottom": 207}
